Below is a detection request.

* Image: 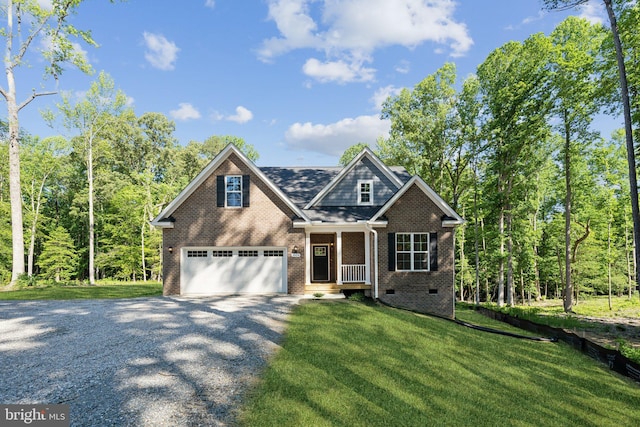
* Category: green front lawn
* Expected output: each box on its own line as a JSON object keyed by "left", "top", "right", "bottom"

{"left": 0, "top": 281, "right": 163, "bottom": 300}
{"left": 240, "top": 301, "right": 640, "bottom": 427}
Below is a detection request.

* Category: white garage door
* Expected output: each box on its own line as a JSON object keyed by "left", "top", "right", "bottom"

{"left": 181, "top": 247, "right": 287, "bottom": 295}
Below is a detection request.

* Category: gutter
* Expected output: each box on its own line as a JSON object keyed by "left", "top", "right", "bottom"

{"left": 365, "top": 223, "right": 379, "bottom": 299}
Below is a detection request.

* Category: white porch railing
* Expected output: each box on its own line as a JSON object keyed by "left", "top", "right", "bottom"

{"left": 341, "top": 264, "right": 367, "bottom": 283}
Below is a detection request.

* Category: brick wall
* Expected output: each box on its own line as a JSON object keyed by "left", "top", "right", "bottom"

{"left": 162, "top": 153, "right": 306, "bottom": 295}
{"left": 377, "top": 184, "right": 456, "bottom": 318}
{"left": 342, "top": 232, "right": 365, "bottom": 264}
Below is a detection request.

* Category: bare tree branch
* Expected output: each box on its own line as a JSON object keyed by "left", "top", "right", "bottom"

{"left": 18, "top": 90, "right": 57, "bottom": 112}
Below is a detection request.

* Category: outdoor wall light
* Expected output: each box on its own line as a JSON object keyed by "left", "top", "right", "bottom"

{"left": 168, "top": 246, "right": 173, "bottom": 253}
{"left": 292, "top": 245, "right": 299, "bottom": 254}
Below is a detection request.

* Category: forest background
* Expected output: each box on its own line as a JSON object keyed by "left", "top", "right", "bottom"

{"left": 1, "top": 1, "right": 639, "bottom": 308}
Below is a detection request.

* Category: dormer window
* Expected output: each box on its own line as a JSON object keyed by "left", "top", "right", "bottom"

{"left": 358, "top": 180, "right": 373, "bottom": 205}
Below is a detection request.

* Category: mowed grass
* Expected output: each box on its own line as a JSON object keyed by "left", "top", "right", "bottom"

{"left": 0, "top": 281, "right": 163, "bottom": 300}
{"left": 240, "top": 301, "right": 640, "bottom": 427}
{"left": 479, "top": 296, "right": 640, "bottom": 330}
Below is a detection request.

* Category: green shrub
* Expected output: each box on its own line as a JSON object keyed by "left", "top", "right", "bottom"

{"left": 347, "top": 291, "right": 366, "bottom": 302}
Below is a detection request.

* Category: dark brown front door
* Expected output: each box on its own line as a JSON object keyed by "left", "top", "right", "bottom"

{"left": 312, "top": 245, "right": 330, "bottom": 282}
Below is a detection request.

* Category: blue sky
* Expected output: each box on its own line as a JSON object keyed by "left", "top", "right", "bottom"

{"left": 14, "top": 0, "right": 615, "bottom": 166}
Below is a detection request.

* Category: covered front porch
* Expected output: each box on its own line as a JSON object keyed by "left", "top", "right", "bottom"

{"left": 298, "top": 224, "right": 374, "bottom": 295}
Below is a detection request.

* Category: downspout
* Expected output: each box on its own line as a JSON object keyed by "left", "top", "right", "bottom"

{"left": 366, "top": 223, "right": 379, "bottom": 299}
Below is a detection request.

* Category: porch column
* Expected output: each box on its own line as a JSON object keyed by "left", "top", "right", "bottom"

{"left": 305, "top": 232, "right": 311, "bottom": 285}
{"left": 364, "top": 230, "right": 371, "bottom": 284}
{"left": 336, "top": 231, "right": 343, "bottom": 284}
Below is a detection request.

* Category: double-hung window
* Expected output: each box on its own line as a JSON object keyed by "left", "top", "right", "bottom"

{"left": 358, "top": 179, "right": 373, "bottom": 205}
{"left": 396, "top": 233, "right": 429, "bottom": 271}
{"left": 226, "top": 175, "right": 242, "bottom": 207}
{"left": 217, "top": 175, "right": 250, "bottom": 208}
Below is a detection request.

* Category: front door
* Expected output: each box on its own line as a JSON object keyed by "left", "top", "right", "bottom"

{"left": 312, "top": 244, "right": 330, "bottom": 282}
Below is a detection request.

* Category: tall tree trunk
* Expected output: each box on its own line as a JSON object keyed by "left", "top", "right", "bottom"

{"left": 498, "top": 206, "right": 505, "bottom": 307}
{"left": 88, "top": 138, "right": 95, "bottom": 285}
{"left": 564, "top": 112, "right": 573, "bottom": 312}
{"left": 141, "top": 221, "right": 147, "bottom": 282}
{"left": 458, "top": 213, "right": 465, "bottom": 301}
{"left": 533, "top": 210, "right": 541, "bottom": 300}
{"left": 480, "top": 217, "right": 490, "bottom": 302}
{"left": 474, "top": 169, "right": 480, "bottom": 305}
{"left": 28, "top": 173, "right": 48, "bottom": 276}
{"left": 506, "top": 208, "right": 514, "bottom": 306}
{"left": 626, "top": 222, "right": 633, "bottom": 299}
{"left": 608, "top": 221, "right": 612, "bottom": 310}
{"left": 603, "top": 0, "right": 640, "bottom": 296}
{"left": 6, "top": 71, "right": 24, "bottom": 284}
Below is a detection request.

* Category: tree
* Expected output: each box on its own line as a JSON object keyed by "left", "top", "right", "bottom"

{"left": 38, "top": 225, "right": 77, "bottom": 282}
{"left": 477, "top": 34, "right": 553, "bottom": 306}
{"left": 339, "top": 142, "right": 370, "bottom": 166}
{"left": 0, "top": 0, "right": 97, "bottom": 284}
{"left": 543, "top": 0, "right": 640, "bottom": 297}
{"left": 21, "top": 135, "right": 69, "bottom": 277}
{"left": 53, "top": 72, "right": 128, "bottom": 285}
{"left": 380, "top": 63, "right": 458, "bottom": 199}
{"left": 548, "top": 16, "right": 606, "bottom": 311}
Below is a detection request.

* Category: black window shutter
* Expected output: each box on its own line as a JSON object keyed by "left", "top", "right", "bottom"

{"left": 388, "top": 232, "right": 396, "bottom": 271}
{"left": 430, "top": 232, "right": 438, "bottom": 271}
{"left": 216, "top": 175, "right": 225, "bottom": 207}
{"left": 242, "top": 175, "right": 250, "bottom": 207}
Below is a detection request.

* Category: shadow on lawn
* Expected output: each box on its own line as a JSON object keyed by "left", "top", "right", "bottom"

{"left": 0, "top": 295, "right": 300, "bottom": 426}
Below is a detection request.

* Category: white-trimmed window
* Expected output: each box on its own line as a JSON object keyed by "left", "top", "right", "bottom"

{"left": 358, "top": 179, "right": 373, "bottom": 205}
{"left": 396, "top": 233, "right": 429, "bottom": 271}
{"left": 226, "top": 175, "right": 242, "bottom": 207}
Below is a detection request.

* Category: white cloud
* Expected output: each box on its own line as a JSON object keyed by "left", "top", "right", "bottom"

{"left": 302, "top": 58, "right": 375, "bottom": 84}
{"left": 37, "top": 0, "right": 53, "bottom": 10}
{"left": 170, "top": 103, "right": 201, "bottom": 121}
{"left": 205, "top": 0, "right": 215, "bottom": 9}
{"left": 284, "top": 115, "right": 390, "bottom": 156}
{"left": 143, "top": 32, "right": 179, "bottom": 70}
{"left": 259, "top": 0, "right": 472, "bottom": 82}
{"left": 395, "top": 60, "right": 410, "bottom": 74}
{"left": 227, "top": 106, "right": 254, "bottom": 123}
{"left": 371, "top": 85, "right": 403, "bottom": 111}
{"left": 521, "top": 10, "right": 547, "bottom": 26}
{"left": 578, "top": 2, "right": 605, "bottom": 25}
{"left": 212, "top": 106, "right": 254, "bottom": 123}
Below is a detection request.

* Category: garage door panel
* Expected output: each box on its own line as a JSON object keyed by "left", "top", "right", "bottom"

{"left": 181, "top": 248, "right": 286, "bottom": 294}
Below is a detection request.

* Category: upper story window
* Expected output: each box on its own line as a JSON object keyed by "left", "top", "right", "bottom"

{"left": 217, "top": 174, "right": 250, "bottom": 208}
{"left": 358, "top": 179, "right": 373, "bottom": 205}
{"left": 226, "top": 175, "right": 242, "bottom": 207}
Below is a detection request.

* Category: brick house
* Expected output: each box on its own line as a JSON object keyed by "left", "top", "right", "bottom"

{"left": 151, "top": 144, "right": 464, "bottom": 318}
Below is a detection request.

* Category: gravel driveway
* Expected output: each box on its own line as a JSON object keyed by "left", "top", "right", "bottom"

{"left": 0, "top": 295, "right": 302, "bottom": 426}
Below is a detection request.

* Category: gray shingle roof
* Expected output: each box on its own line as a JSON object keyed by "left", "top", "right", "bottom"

{"left": 260, "top": 167, "right": 341, "bottom": 207}
{"left": 260, "top": 164, "right": 411, "bottom": 223}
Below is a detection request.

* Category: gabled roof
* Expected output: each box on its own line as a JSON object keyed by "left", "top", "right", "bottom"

{"left": 304, "top": 147, "right": 404, "bottom": 209}
{"left": 151, "top": 144, "right": 309, "bottom": 228}
{"left": 260, "top": 166, "right": 342, "bottom": 207}
{"left": 371, "top": 175, "right": 465, "bottom": 227}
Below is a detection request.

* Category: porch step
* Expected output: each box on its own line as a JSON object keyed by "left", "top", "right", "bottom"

{"left": 305, "top": 284, "right": 342, "bottom": 295}
{"left": 304, "top": 283, "right": 371, "bottom": 295}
